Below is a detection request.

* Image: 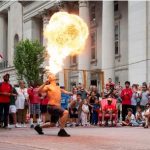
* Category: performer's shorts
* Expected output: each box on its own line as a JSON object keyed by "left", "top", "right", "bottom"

{"left": 47, "top": 105, "right": 64, "bottom": 123}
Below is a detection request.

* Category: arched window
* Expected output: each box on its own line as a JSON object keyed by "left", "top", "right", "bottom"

{"left": 14, "top": 34, "right": 19, "bottom": 48}
{"left": 14, "top": 34, "right": 19, "bottom": 57}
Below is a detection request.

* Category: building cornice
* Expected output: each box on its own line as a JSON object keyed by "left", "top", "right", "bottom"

{"left": 23, "top": 1, "right": 56, "bottom": 22}
{"left": 0, "top": 1, "right": 15, "bottom": 12}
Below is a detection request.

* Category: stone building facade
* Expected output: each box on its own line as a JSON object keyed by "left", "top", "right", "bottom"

{"left": 0, "top": 1, "right": 150, "bottom": 89}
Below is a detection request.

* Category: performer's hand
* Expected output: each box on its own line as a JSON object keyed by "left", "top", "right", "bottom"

{"left": 45, "top": 80, "right": 50, "bottom": 85}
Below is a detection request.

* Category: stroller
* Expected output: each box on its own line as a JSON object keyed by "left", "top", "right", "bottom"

{"left": 99, "top": 98, "right": 118, "bottom": 127}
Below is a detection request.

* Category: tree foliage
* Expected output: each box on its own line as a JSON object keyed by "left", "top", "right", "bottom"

{"left": 14, "top": 39, "right": 45, "bottom": 85}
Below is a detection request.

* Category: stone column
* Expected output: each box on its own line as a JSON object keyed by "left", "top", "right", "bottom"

{"left": 78, "top": 1, "right": 90, "bottom": 85}
{"left": 0, "top": 14, "right": 7, "bottom": 62}
{"left": 102, "top": 1, "right": 115, "bottom": 84}
{"left": 0, "top": 14, "right": 7, "bottom": 61}
{"left": 128, "top": 1, "right": 147, "bottom": 84}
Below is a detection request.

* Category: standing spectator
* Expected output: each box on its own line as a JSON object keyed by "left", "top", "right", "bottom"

{"left": 28, "top": 84, "right": 41, "bottom": 128}
{"left": 40, "top": 92, "right": 48, "bottom": 124}
{"left": 88, "top": 91, "right": 97, "bottom": 124}
{"left": 131, "top": 84, "right": 138, "bottom": 115}
{"left": 103, "top": 84, "right": 111, "bottom": 98}
{"left": 81, "top": 99, "right": 89, "bottom": 126}
{"left": 106, "top": 78, "right": 115, "bottom": 89}
{"left": 15, "top": 80, "right": 29, "bottom": 128}
{"left": 9, "top": 87, "right": 17, "bottom": 127}
{"left": 121, "top": 81, "right": 132, "bottom": 121}
{"left": 114, "top": 84, "right": 122, "bottom": 121}
{"left": 69, "top": 93, "right": 82, "bottom": 126}
{"left": 91, "top": 86, "right": 101, "bottom": 99}
{"left": 61, "top": 92, "right": 71, "bottom": 110}
{"left": 71, "top": 87, "right": 77, "bottom": 101}
{"left": 140, "top": 83, "right": 149, "bottom": 110}
{"left": 0, "top": 74, "right": 12, "bottom": 128}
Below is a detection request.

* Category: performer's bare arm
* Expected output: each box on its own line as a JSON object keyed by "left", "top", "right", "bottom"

{"left": 38, "top": 81, "right": 50, "bottom": 93}
{"left": 61, "top": 89, "right": 72, "bottom": 95}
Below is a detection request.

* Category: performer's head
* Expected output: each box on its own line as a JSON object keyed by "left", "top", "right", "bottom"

{"left": 47, "top": 73, "right": 56, "bottom": 83}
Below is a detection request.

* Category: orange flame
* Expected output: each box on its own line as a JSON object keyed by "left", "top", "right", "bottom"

{"left": 44, "top": 12, "right": 89, "bottom": 74}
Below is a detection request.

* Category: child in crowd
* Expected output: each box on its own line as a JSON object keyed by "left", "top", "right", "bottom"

{"left": 122, "top": 108, "right": 139, "bottom": 126}
{"left": 81, "top": 99, "right": 89, "bottom": 126}
{"left": 135, "top": 106, "right": 144, "bottom": 126}
{"left": 92, "top": 99, "right": 100, "bottom": 125}
{"left": 143, "top": 103, "right": 150, "bottom": 128}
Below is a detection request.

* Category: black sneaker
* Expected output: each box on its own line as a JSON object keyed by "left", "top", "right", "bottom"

{"left": 34, "top": 125, "right": 44, "bottom": 135}
{"left": 58, "top": 129, "right": 70, "bottom": 137}
{"left": 30, "top": 124, "right": 34, "bottom": 128}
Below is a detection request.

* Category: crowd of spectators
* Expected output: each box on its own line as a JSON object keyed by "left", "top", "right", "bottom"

{"left": 0, "top": 74, "right": 150, "bottom": 129}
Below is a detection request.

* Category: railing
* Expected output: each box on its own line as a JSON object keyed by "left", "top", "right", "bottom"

{"left": 0, "top": 61, "right": 8, "bottom": 70}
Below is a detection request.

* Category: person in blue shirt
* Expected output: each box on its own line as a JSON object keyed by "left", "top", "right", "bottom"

{"left": 61, "top": 93, "right": 70, "bottom": 110}
{"left": 92, "top": 99, "right": 100, "bottom": 125}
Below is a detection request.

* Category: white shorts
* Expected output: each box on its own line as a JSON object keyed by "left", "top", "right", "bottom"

{"left": 9, "top": 105, "right": 17, "bottom": 113}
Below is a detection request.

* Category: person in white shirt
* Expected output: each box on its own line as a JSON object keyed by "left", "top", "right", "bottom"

{"left": 81, "top": 99, "right": 89, "bottom": 126}
{"left": 15, "top": 80, "right": 29, "bottom": 128}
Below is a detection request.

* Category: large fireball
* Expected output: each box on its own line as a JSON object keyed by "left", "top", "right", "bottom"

{"left": 44, "top": 12, "right": 89, "bottom": 74}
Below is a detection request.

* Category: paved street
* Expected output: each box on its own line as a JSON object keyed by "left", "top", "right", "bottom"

{"left": 0, "top": 126, "right": 149, "bottom": 150}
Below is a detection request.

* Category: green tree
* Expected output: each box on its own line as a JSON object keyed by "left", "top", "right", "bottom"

{"left": 14, "top": 39, "right": 45, "bottom": 85}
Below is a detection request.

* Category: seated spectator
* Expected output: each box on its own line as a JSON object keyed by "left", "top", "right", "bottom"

{"left": 102, "top": 98, "right": 117, "bottom": 126}
{"left": 135, "top": 106, "right": 145, "bottom": 126}
{"left": 143, "top": 103, "right": 150, "bottom": 128}
{"left": 122, "top": 108, "right": 139, "bottom": 127}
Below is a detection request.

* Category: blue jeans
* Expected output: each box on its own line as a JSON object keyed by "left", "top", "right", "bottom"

{"left": 92, "top": 112, "right": 98, "bottom": 124}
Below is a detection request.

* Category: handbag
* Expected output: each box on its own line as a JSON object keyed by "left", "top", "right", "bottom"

{"left": 22, "top": 89, "right": 29, "bottom": 109}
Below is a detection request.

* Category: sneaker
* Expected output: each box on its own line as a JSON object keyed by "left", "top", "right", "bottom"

{"left": 15, "top": 124, "right": 22, "bottom": 128}
{"left": 58, "top": 129, "right": 70, "bottom": 137}
{"left": 22, "top": 124, "right": 27, "bottom": 128}
{"left": 30, "top": 124, "right": 34, "bottom": 128}
{"left": 108, "top": 120, "right": 111, "bottom": 126}
{"left": 34, "top": 125, "right": 44, "bottom": 135}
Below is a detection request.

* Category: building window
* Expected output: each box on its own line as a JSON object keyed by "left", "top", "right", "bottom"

{"left": 114, "top": 23, "right": 120, "bottom": 55}
{"left": 70, "top": 55, "right": 77, "bottom": 65}
{"left": 90, "top": 3, "right": 96, "bottom": 22}
{"left": 115, "top": 76, "right": 119, "bottom": 84}
{"left": 91, "top": 31, "right": 97, "bottom": 61}
{"left": 114, "top": 1, "right": 119, "bottom": 12}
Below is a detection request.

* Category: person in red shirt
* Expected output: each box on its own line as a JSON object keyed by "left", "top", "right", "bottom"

{"left": 102, "top": 98, "right": 117, "bottom": 126}
{"left": 0, "top": 74, "right": 12, "bottom": 128}
{"left": 28, "top": 84, "right": 41, "bottom": 128}
{"left": 40, "top": 92, "right": 49, "bottom": 124}
{"left": 121, "top": 81, "right": 133, "bottom": 121}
